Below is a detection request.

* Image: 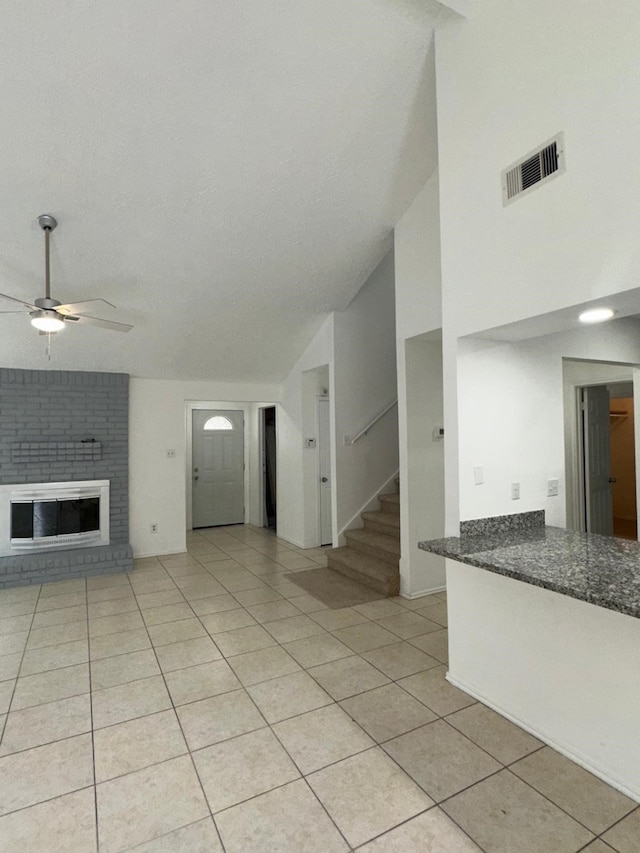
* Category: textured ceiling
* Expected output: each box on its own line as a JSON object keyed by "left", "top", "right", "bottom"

{"left": 0, "top": 0, "right": 439, "bottom": 382}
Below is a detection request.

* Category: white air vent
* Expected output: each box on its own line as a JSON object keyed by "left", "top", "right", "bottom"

{"left": 501, "top": 133, "right": 565, "bottom": 206}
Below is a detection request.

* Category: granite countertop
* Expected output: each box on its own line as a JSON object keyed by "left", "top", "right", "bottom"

{"left": 419, "top": 511, "right": 640, "bottom": 619}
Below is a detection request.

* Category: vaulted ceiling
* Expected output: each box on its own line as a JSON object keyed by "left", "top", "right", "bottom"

{"left": 0, "top": 0, "right": 440, "bottom": 382}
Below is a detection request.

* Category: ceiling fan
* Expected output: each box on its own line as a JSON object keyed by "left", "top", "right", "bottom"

{"left": 0, "top": 214, "right": 133, "bottom": 334}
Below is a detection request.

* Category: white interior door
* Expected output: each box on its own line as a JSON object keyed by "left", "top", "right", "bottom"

{"left": 317, "top": 397, "right": 332, "bottom": 545}
{"left": 192, "top": 410, "right": 244, "bottom": 528}
{"left": 583, "top": 386, "right": 613, "bottom": 535}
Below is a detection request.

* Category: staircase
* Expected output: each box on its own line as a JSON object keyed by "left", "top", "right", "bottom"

{"left": 327, "top": 480, "right": 400, "bottom": 596}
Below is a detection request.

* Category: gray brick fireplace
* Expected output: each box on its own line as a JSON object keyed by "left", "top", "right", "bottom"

{"left": 0, "top": 368, "right": 133, "bottom": 587}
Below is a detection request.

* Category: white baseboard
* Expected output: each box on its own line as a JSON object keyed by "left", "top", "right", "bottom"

{"left": 399, "top": 586, "right": 446, "bottom": 599}
{"left": 133, "top": 547, "right": 186, "bottom": 559}
{"left": 274, "top": 534, "right": 305, "bottom": 549}
{"left": 446, "top": 672, "right": 640, "bottom": 803}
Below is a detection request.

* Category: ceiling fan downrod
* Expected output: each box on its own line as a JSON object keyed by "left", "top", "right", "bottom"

{"left": 38, "top": 214, "right": 57, "bottom": 302}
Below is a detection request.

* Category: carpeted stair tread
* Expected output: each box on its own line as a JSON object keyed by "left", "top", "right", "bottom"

{"left": 362, "top": 510, "right": 400, "bottom": 534}
{"left": 379, "top": 493, "right": 400, "bottom": 512}
{"left": 345, "top": 527, "right": 401, "bottom": 559}
{"left": 327, "top": 547, "right": 399, "bottom": 596}
{"left": 329, "top": 476, "right": 401, "bottom": 596}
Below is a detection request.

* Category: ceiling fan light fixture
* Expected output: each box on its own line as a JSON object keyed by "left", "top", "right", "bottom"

{"left": 30, "top": 311, "right": 65, "bottom": 333}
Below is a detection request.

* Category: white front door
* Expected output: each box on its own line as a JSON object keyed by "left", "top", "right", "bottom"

{"left": 583, "top": 386, "right": 613, "bottom": 536}
{"left": 192, "top": 410, "right": 244, "bottom": 528}
{"left": 317, "top": 397, "right": 332, "bottom": 545}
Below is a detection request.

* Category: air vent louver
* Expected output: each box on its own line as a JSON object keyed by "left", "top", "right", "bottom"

{"left": 502, "top": 133, "right": 565, "bottom": 206}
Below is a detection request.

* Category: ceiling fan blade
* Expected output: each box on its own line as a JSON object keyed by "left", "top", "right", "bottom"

{"left": 0, "top": 310, "right": 29, "bottom": 314}
{"left": 0, "top": 291, "right": 37, "bottom": 311}
{"left": 56, "top": 298, "right": 116, "bottom": 316}
{"left": 66, "top": 314, "right": 133, "bottom": 333}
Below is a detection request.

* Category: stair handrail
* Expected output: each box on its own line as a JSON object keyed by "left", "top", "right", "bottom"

{"left": 344, "top": 398, "right": 398, "bottom": 446}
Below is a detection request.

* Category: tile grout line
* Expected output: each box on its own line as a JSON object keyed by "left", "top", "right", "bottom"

{"left": 125, "top": 570, "right": 230, "bottom": 853}
{"left": 0, "top": 581, "right": 96, "bottom": 824}
{"left": 239, "top": 599, "right": 453, "bottom": 849}
{"left": 370, "top": 678, "right": 615, "bottom": 844}
{"left": 236, "top": 667, "right": 359, "bottom": 851}
{"left": 589, "top": 804, "right": 640, "bottom": 848}
{"left": 283, "top": 725, "right": 435, "bottom": 851}
{"left": 0, "top": 583, "right": 44, "bottom": 745}
{"left": 0, "top": 637, "right": 436, "bottom": 757}
{"left": 84, "top": 575, "right": 102, "bottom": 853}
{"left": 348, "top": 805, "right": 485, "bottom": 853}
{"left": 435, "top": 763, "right": 605, "bottom": 845}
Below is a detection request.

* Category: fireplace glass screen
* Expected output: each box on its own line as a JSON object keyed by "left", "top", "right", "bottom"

{"left": 11, "top": 498, "right": 100, "bottom": 540}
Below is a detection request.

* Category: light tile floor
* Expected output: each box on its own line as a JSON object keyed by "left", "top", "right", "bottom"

{"left": 0, "top": 524, "right": 638, "bottom": 852}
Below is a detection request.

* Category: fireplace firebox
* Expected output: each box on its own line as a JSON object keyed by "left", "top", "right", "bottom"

{"left": 0, "top": 481, "right": 110, "bottom": 557}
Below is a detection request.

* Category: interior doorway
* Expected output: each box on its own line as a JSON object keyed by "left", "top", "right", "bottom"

{"left": 579, "top": 382, "right": 637, "bottom": 539}
{"left": 608, "top": 383, "right": 636, "bottom": 539}
{"left": 564, "top": 360, "right": 640, "bottom": 541}
{"left": 576, "top": 380, "right": 637, "bottom": 540}
{"left": 261, "top": 406, "right": 277, "bottom": 531}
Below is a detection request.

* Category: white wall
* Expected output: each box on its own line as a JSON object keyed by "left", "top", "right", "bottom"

{"left": 457, "top": 318, "right": 640, "bottom": 525}
{"left": 394, "top": 173, "right": 446, "bottom": 595}
{"left": 333, "top": 249, "right": 399, "bottom": 536}
{"left": 436, "top": 0, "right": 640, "bottom": 339}
{"left": 435, "top": 0, "right": 640, "bottom": 533}
{"left": 277, "top": 316, "right": 334, "bottom": 547}
{"left": 129, "top": 377, "right": 280, "bottom": 557}
{"left": 394, "top": 172, "right": 442, "bottom": 337}
{"left": 402, "top": 334, "right": 446, "bottom": 595}
{"left": 301, "top": 366, "right": 330, "bottom": 547}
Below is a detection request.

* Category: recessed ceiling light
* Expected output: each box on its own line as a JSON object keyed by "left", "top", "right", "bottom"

{"left": 578, "top": 307, "right": 615, "bottom": 324}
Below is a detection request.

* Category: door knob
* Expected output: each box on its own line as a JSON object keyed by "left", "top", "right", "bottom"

{"left": 609, "top": 477, "right": 617, "bottom": 483}
{"left": 194, "top": 475, "right": 199, "bottom": 481}
{"left": 321, "top": 476, "right": 328, "bottom": 483}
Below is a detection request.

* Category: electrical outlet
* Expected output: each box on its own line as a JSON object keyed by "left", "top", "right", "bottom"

{"left": 166, "top": 449, "right": 176, "bottom": 458}
{"left": 548, "top": 478, "right": 559, "bottom": 497}
{"left": 151, "top": 523, "right": 158, "bottom": 533}
{"left": 511, "top": 482, "right": 520, "bottom": 500}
